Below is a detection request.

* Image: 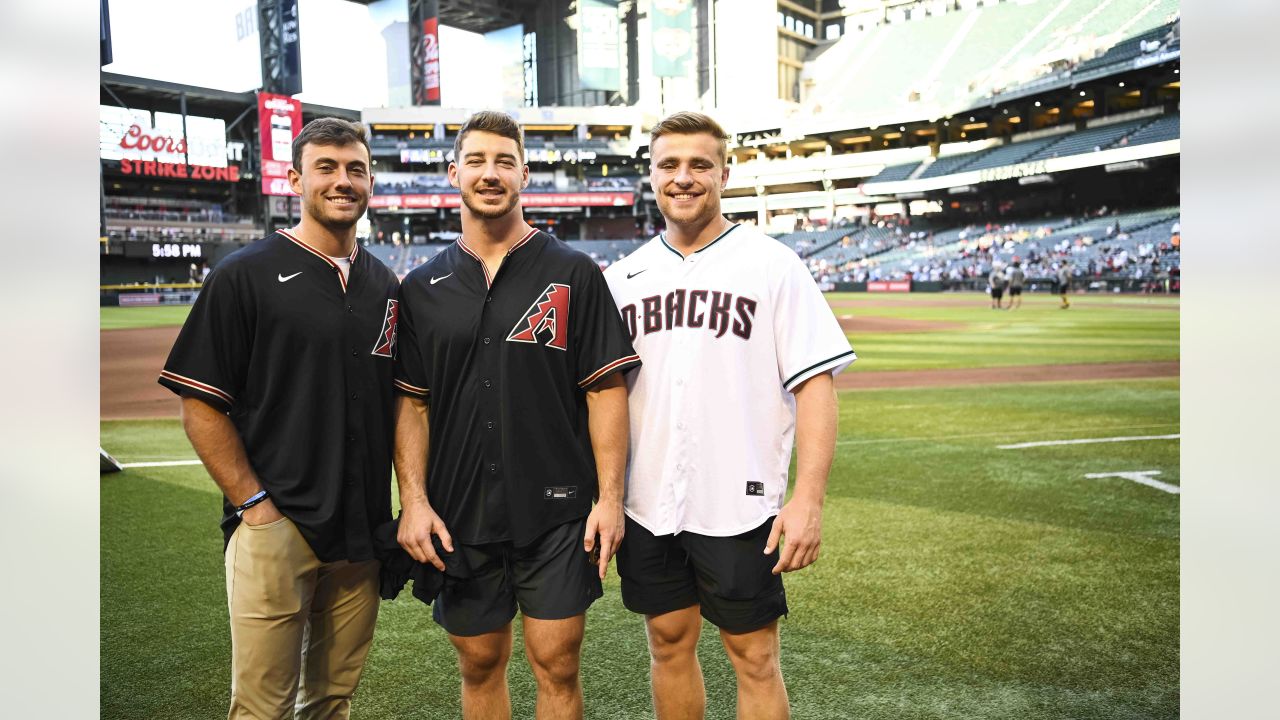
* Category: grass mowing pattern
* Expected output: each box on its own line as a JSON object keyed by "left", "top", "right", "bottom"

{"left": 102, "top": 378, "right": 1178, "bottom": 719}
{"left": 101, "top": 305, "right": 193, "bottom": 330}
{"left": 830, "top": 293, "right": 1179, "bottom": 372}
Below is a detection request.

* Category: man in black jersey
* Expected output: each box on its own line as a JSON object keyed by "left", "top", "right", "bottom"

{"left": 159, "top": 118, "right": 398, "bottom": 719}
{"left": 393, "top": 111, "right": 638, "bottom": 720}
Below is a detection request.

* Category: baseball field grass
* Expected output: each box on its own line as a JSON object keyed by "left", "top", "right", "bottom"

{"left": 100, "top": 293, "right": 1179, "bottom": 719}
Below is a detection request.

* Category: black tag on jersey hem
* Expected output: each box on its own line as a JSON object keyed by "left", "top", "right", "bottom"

{"left": 544, "top": 486, "right": 578, "bottom": 500}
{"left": 746, "top": 482, "right": 764, "bottom": 496}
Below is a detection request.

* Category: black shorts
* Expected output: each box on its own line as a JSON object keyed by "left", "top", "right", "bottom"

{"left": 991, "top": 288, "right": 1004, "bottom": 300}
{"left": 1009, "top": 286, "right": 1022, "bottom": 296}
{"left": 616, "top": 515, "right": 787, "bottom": 634}
{"left": 432, "top": 518, "right": 602, "bottom": 636}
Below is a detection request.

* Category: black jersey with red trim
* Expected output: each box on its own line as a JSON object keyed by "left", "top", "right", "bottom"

{"left": 158, "top": 230, "right": 400, "bottom": 563}
{"left": 394, "top": 229, "right": 640, "bottom": 547}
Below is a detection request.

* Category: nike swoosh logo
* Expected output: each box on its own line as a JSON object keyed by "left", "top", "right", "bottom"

{"left": 278, "top": 272, "right": 302, "bottom": 282}
{"left": 430, "top": 273, "right": 453, "bottom": 285}
{"left": 627, "top": 269, "right": 647, "bottom": 279}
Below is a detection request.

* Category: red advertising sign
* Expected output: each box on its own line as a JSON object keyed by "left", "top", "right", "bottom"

{"left": 258, "top": 92, "right": 303, "bottom": 197}
{"left": 867, "top": 280, "right": 911, "bottom": 293}
{"left": 120, "top": 159, "right": 240, "bottom": 182}
{"left": 423, "top": 17, "right": 441, "bottom": 103}
{"left": 367, "top": 192, "right": 635, "bottom": 209}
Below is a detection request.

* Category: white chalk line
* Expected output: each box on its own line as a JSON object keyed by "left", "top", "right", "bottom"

{"left": 998, "top": 434, "right": 1180, "bottom": 450}
{"left": 119, "top": 459, "right": 204, "bottom": 468}
{"left": 835, "top": 423, "right": 1178, "bottom": 447}
{"left": 1085, "top": 470, "right": 1180, "bottom": 494}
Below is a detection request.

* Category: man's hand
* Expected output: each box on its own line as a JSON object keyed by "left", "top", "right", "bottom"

{"left": 398, "top": 498, "right": 454, "bottom": 571}
{"left": 240, "top": 497, "right": 285, "bottom": 527}
{"left": 763, "top": 498, "right": 823, "bottom": 575}
{"left": 583, "top": 499, "right": 625, "bottom": 580}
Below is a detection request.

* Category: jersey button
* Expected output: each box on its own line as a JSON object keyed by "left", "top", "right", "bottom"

{"left": 351, "top": 349, "right": 358, "bottom": 357}
{"left": 489, "top": 463, "right": 498, "bottom": 474}
{"left": 486, "top": 421, "right": 495, "bottom": 430}
{"left": 350, "top": 393, "right": 358, "bottom": 400}
{"left": 483, "top": 337, "right": 491, "bottom": 345}
{"left": 347, "top": 305, "right": 353, "bottom": 313}
{"left": 483, "top": 379, "right": 492, "bottom": 388}
{"left": 486, "top": 295, "right": 493, "bottom": 303}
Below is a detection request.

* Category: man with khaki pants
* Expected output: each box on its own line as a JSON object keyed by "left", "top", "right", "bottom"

{"left": 159, "top": 118, "right": 401, "bottom": 718}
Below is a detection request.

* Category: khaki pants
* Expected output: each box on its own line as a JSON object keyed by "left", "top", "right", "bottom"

{"left": 224, "top": 517, "right": 380, "bottom": 720}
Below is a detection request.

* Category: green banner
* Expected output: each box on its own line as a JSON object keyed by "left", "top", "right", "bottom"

{"left": 651, "top": 0, "right": 693, "bottom": 78}
{"left": 578, "top": 0, "right": 621, "bottom": 91}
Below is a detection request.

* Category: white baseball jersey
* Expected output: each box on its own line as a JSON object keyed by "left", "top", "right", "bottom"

{"left": 604, "top": 223, "right": 855, "bottom": 537}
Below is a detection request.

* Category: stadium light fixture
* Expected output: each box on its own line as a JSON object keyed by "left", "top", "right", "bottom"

{"left": 1118, "top": 82, "right": 1125, "bottom": 87}
{"left": 1079, "top": 91, "right": 1086, "bottom": 97}
{"left": 1034, "top": 101, "right": 1041, "bottom": 107}
{"left": 1002, "top": 108, "right": 1009, "bottom": 114}
{"left": 943, "top": 120, "right": 949, "bottom": 126}
{"left": 899, "top": 126, "right": 906, "bottom": 131}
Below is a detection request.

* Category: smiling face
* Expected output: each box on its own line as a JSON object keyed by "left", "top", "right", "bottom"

{"left": 449, "top": 130, "right": 528, "bottom": 221}
{"left": 288, "top": 141, "right": 373, "bottom": 232}
{"left": 649, "top": 131, "right": 730, "bottom": 231}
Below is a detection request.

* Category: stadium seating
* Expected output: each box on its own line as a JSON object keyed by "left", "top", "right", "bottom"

{"left": 804, "top": 0, "right": 1180, "bottom": 122}
{"left": 1124, "top": 114, "right": 1180, "bottom": 146}
{"left": 867, "top": 161, "right": 921, "bottom": 183}
{"left": 1023, "top": 117, "right": 1151, "bottom": 160}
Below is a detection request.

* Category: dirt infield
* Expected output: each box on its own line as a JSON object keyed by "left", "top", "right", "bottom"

{"left": 102, "top": 326, "right": 181, "bottom": 419}
{"left": 101, "top": 325, "right": 1178, "bottom": 419}
{"left": 834, "top": 361, "right": 1179, "bottom": 390}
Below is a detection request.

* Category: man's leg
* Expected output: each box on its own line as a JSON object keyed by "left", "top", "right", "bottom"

{"left": 720, "top": 621, "right": 789, "bottom": 720}
{"left": 451, "top": 625, "right": 514, "bottom": 720}
{"left": 224, "top": 517, "right": 320, "bottom": 720}
{"left": 294, "top": 559, "right": 380, "bottom": 720}
{"left": 523, "top": 615, "right": 586, "bottom": 720}
{"left": 645, "top": 606, "right": 706, "bottom": 720}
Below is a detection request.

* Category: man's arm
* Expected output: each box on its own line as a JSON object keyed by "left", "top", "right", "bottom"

{"left": 764, "top": 372, "right": 837, "bottom": 574}
{"left": 582, "top": 372, "right": 629, "bottom": 579}
{"left": 180, "top": 396, "right": 282, "bottom": 526}
{"left": 393, "top": 394, "right": 453, "bottom": 570}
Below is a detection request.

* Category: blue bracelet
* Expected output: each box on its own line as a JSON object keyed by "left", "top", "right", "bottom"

{"left": 235, "top": 490, "right": 270, "bottom": 517}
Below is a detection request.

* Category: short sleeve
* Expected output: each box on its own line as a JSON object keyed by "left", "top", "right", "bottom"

{"left": 157, "top": 266, "right": 251, "bottom": 410}
{"left": 392, "top": 280, "right": 431, "bottom": 399}
{"left": 573, "top": 262, "right": 641, "bottom": 389}
{"left": 772, "top": 254, "right": 856, "bottom": 392}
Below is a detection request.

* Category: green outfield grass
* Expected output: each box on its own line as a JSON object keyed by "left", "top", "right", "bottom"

{"left": 829, "top": 292, "right": 1179, "bottom": 372}
{"left": 101, "top": 378, "right": 1178, "bottom": 719}
{"left": 101, "top": 304, "right": 193, "bottom": 330}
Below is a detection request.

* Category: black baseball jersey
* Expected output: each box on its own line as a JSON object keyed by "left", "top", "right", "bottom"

{"left": 394, "top": 229, "right": 640, "bottom": 547}
{"left": 158, "top": 229, "right": 400, "bottom": 563}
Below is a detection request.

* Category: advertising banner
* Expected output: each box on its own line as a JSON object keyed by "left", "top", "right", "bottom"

{"left": 578, "top": 0, "right": 621, "bottom": 91}
{"left": 100, "top": 105, "right": 228, "bottom": 167}
{"left": 651, "top": 0, "right": 693, "bottom": 78}
{"left": 367, "top": 192, "right": 635, "bottom": 209}
{"left": 422, "top": 16, "right": 441, "bottom": 103}
{"left": 867, "top": 280, "right": 912, "bottom": 293}
{"left": 258, "top": 92, "right": 302, "bottom": 196}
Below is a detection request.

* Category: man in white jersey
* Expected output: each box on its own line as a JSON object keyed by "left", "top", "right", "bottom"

{"left": 604, "top": 111, "right": 855, "bottom": 719}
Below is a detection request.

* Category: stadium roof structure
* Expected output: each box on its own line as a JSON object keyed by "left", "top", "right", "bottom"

{"left": 764, "top": 0, "right": 1181, "bottom": 138}
{"left": 100, "top": 72, "right": 360, "bottom": 124}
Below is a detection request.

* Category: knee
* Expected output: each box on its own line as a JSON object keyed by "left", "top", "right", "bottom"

{"left": 724, "top": 641, "right": 780, "bottom": 684}
{"left": 458, "top": 644, "right": 509, "bottom": 686}
{"left": 526, "top": 642, "right": 581, "bottom": 688}
{"left": 646, "top": 621, "right": 698, "bottom": 666}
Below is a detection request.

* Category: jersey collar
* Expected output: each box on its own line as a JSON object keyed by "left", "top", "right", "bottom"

{"left": 276, "top": 229, "right": 359, "bottom": 292}
{"left": 456, "top": 227, "right": 539, "bottom": 288}
{"left": 659, "top": 222, "right": 739, "bottom": 259}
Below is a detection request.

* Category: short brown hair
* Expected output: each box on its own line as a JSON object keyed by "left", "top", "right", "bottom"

{"left": 649, "top": 111, "right": 730, "bottom": 164}
{"left": 453, "top": 110, "right": 525, "bottom": 161}
{"left": 291, "top": 117, "right": 370, "bottom": 172}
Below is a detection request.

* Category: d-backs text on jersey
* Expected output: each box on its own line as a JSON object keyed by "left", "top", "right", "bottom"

{"left": 619, "top": 289, "right": 757, "bottom": 342}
